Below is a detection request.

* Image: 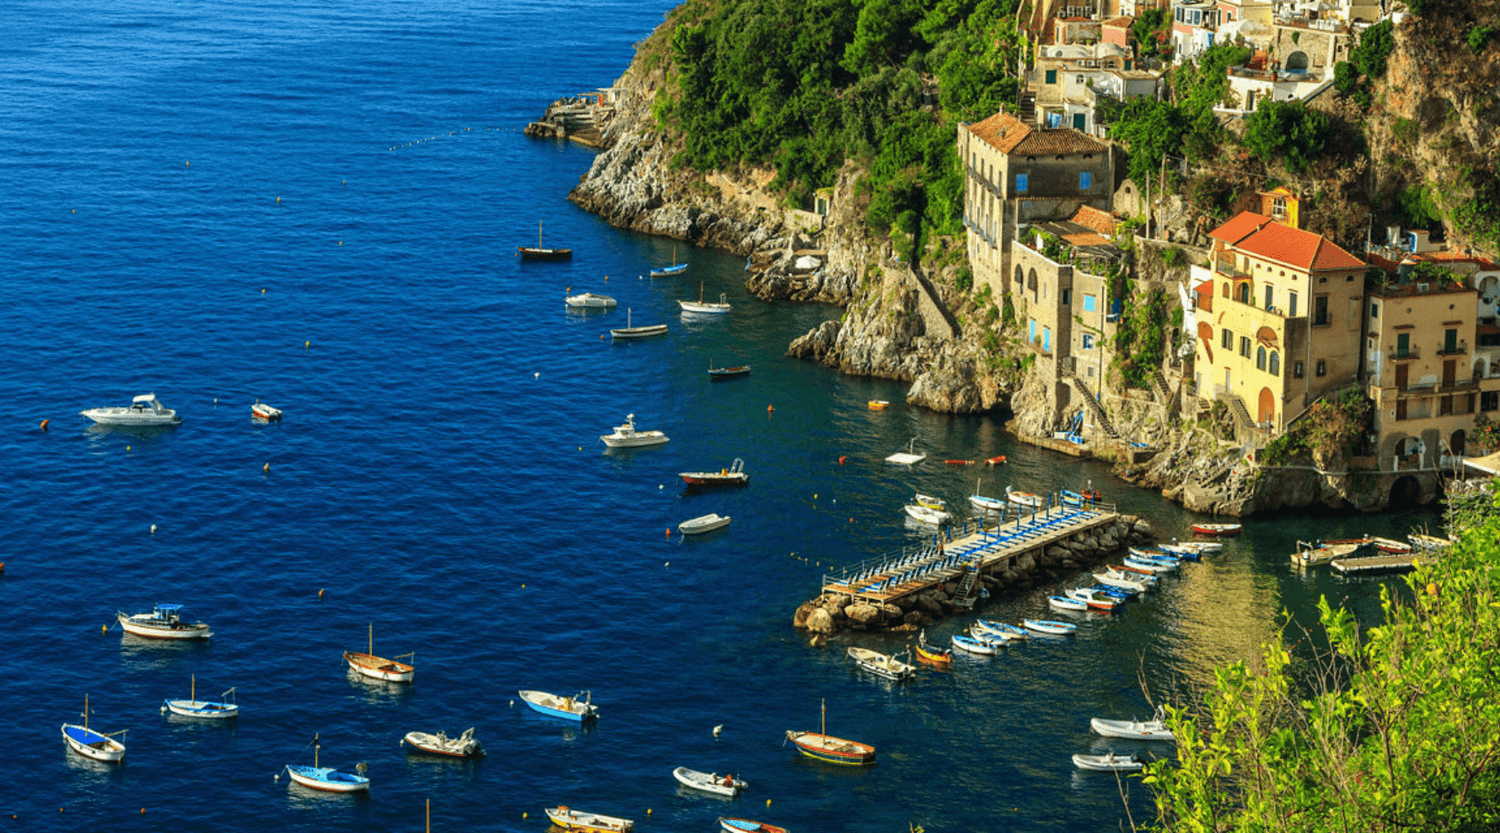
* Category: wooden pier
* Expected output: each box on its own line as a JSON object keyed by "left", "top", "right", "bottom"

{"left": 820, "top": 500, "right": 1120, "bottom": 605}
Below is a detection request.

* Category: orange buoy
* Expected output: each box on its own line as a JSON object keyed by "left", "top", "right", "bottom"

{"left": 767, "top": 404, "right": 774, "bottom": 412}
{"left": 40, "top": 419, "right": 49, "bottom": 431}
{"left": 665, "top": 529, "right": 671, "bottom": 537}
{"left": 318, "top": 588, "right": 325, "bottom": 599}
{"left": 838, "top": 455, "right": 846, "bottom": 464}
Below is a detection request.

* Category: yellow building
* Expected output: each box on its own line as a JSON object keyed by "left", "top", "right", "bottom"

{"left": 1194, "top": 212, "right": 1365, "bottom": 430}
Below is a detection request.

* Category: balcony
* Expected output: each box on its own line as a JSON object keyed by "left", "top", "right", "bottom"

{"left": 1213, "top": 255, "right": 1250, "bottom": 280}
{"left": 1436, "top": 340, "right": 1468, "bottom": 357}
{"left": 1389, "top": 346, "right": 1420, "bottom": 360}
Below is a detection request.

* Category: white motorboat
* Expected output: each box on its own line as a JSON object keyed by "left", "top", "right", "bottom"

{"left": 846, "top": 647, "right": 915, "bottom": 681}
{"left": 116, "top": 603, "right": 213, "bottom": 640}
{"left": 1048, "top": 595, "right": 1089, "bottom": 613}
{"left": 81, "top": 393, "right": 181, "bottom": 426}
{"left": 679, "top": 283, "right": 731, "bottom": 314}
{"left": 402, "top": 727, "right": 483, "bottom": 757}
{"left": 1072, "top": 752, "right": 1144, "bottom": 771}
{"left": 61, "top": 695, "right": 125, "bottom": 763}
{"left": 1159, "top": 540, "right": 1222, "bottom": 556}
{"left": 518, "top": 689, "right": 600, "bottom": 722}
{"left": 251, "top": 401, "right": 282, "bottom": 420}
{"left": 1093, "top": 570, "right": 1152, "bottom": 593}
{"left": 904, "top": 503, "right": 950, "bottom": 525}
{"left": 162, "top": 675, "right": 239, "bottom": 719}
{"left": 566, "top": 291, "right": 617, "bottom": 309}
{"left": 679, "top": 513, "right": 731, "bottom": 535}
{"left": 344, "top": 623, "right": 414, "bottom": 683}
{"left": 673, "top": 766, "right": 748, "bottom": 797}
{"left": 600, "top": 413, "right": 669, "bottom": 448}
{"left": 1090, "top": 715, "right": 1174, "bottom": 742}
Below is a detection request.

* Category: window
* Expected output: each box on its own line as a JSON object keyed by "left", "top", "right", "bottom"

{"left": 1043, "top": 327, "right": 1051, "bottom": 352}
{"left": 1256, "top": 346, "right": 1267, "bottom": 370}
{"left": 1062, "top": 289, "right": 1071, "bottom": 305}
{"left": 1444, "top": 328, "right": 1458, "bottom": 353}
{"left": 1237, "top": 282, "right": 1251, "bottom": 304}
{"left": 1316, "top": 360, "right": 1327, "bottom": 377}
{"left": 1313, "top": 295, "right": 1329, "bottom": 325}
{"left": 1265, "top": 285, "right": 1274, "bottom": 309}
{"left": 1289, "top": 291, "right": 1298, "bottom": 317}
{"left": 1440, "top": 395, "right": 1454, "bottom": 416}
{"left": 1269, "top": 351, "right": 1280, "bottom": 376}
{"left": 1045, "top": 69, "right": 1057, "bottom": 84}
{"left": 1294, "top": 361, "right": 1305, "bottom": 379}
{"left": 1083, "top": 333, "right": 1095, "bottom": 349}
{"left": 1221, "top": 328, "right": 1233, "bottom": 349}
{"left": 1396, "top": 332, "right": 1410, "bottom": 357}
{"left": 1396, "top": 400, "right": 1408, "bottom": 421}
{"left": 1371, "top": 301, "right": 1379, "bottom": 319}
{"left": 1483, "top": 391, "right": 1499, "bottom": 412}
{"left": 1240, "top": 336, "right": 1251, "bottom": 358}
{"left": 1221, "top": 282, "right": 1230, "bottom": 298}
{"left": 1083, "top": 294, "right": 1097, "bottom": 312}
{"left": 1015, "top": 173, "right": 1028, "bottom": 193}
{"left": 1079, "top": 172, "right": 1091, "bottom": 189}
{"left": 1029, "top": 319, "right": 1036, "bottom": 344}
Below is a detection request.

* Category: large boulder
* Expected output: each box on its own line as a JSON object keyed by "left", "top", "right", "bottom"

{"left": 880, "top": 603, "right": 905, "bottom": 622}
{"left": 1015, "top": 552, "right": 1037, "bottom": 573}
{"left": 793, "top": 601, "right": 820, "bottom": 629}
{"left": 916, "top": 594, "right": 943, "bottom": 615}
{"left": 804, "top": 607, "right": 835, "bottom": 635}
{"left": 845, "top": 603, "right": 883, "bottom": 626}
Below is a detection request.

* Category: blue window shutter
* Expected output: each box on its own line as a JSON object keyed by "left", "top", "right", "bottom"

{"left": 1080, "top": 172, "right": 1091, "bottom": 189}
{"left": 1043, "top": 328, "right": 1051, "bottom": 352}
{"left": 1016, "top": 173, "right": 1028, "bottom": 192}
{"left": 1030, "top": 320, "right": 1036, "bottom": 343}
{"left": 1084, "top": 294, "right": 1096, "bottom": 312}
{"left": 1045, "top": 70, "right": 1057, "bottom": 85}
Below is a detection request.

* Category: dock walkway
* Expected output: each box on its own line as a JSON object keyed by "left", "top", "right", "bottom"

{"left": 821, "top": 499, "right": 1119, "bottom": 605}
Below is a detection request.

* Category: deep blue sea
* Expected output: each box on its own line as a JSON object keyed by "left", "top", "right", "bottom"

{"left": 0, "top": 2, "right": 1440, "bottom": 831}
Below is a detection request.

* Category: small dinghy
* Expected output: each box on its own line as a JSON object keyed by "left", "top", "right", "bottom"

{"left": 903, "top": 503, "right": 950, "bottom": 525}
{"left": 913, "top": 630, "right": 951, "bottom": 666}
{"left": 720, "top": 819, "right": 787, "bottom": 833}
{"left": 679, "top": 513, "right": 731, "bottom": 535}
{"left": 162, "top": 675, "right": 238, "bottom": 719}
{"left": 969, "top": 478, "right": 1006, "bottom": 513}
{"left": 1048, "top": 595, "right": 1089, "bottom": 613}
{"left": 1067, "top": 588, "right": 1122, "bottom": 612}
{"left": 251, "top": 401, "right": 282, "bottom": 420}
{"left": 985, "top": 455, "right": 1007, "bottom": 465}
{"left": 846, "top": 647, "right": 916, "bottom": 681}
{"left": 708, "top": 362, "right": 751, "bottom": 380}
{"left": 867, "top": 400, "right": 890, "bottom": 411}
{"left": 545, "top": 805, "right": 633, "bottom": 832}
{"left": 673, "top": 766, "right": 747, "bottom": 797}
{"left": 1123, "top": 554, "right": 1178, "bottom": 574}
{"left": 344, "top": 623, "right": 414, "bottom": 682}
{"left": 1022, "top": 618, "right": 1077, "bottom": 636}
{"left": 1191, "top": 522, "right": 1241, "bottom": 536}
{"left": 1093, "top": 571, "right": 1152, "bottom": 594}
{"left": 1159, "top": 540, "right": 1220, "bottom": 556}
{"left": 116, "top": 603, "right": 213, "bottom": 640}
{"left": 950, "top": 633, "right": 996, "bottom": 655}
{"left": 1005, "top": 485, "right": 1045, "bottom": 508}
{"left": 281, "top": 734, "right": 369, "bottom": 792}
{"left": 1091, "top": 714, "right": 1174, "bottom": 742}
{"left": 519, "top": 689, "right": 598, "bottom": 722}
{"left": 402, "top": 727, "right": 483, "bottom": 757}
{"left": 609, "top": 308, "right": 668, "bottom": 339}
{"left": 565, "top": 291, "right": 617, "bottom": 309}
{"left": 680, "top": 458, "right": 749, "bottom": 487}
{"left": 61, "top": 695, "right": 126, "bottom": 762}
{"left": 1072, "top": 752, "right": 1144, "bottom": 771}
{"left": 975, "top": 620, "right": 1026, "bottom": 640}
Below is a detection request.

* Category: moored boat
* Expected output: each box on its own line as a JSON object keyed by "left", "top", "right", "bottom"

{"left": 785, "top": 700, "right": 875, "bottom": 765}
{"left": 1122, "top": 554, "right": 1178, "bottom": 574}
{"left": 344, "top": 623, "right": 414, "bottom": 682}
{"left": 545, "top": 805, "right": 633, "bottom": 832}
{"left": 600, "top": 413, "right": 669, "bottom": 448}
{"left": 1005, "top": 485, "right": 1045, "bottom": 508}
{"left": 679, "top": 513, "right": 732, "bottom": 535}
{"left": 1192, "top": 522, "right": 1242, "bottom": 536}
{"left": 61, "top": 695, "right": 125, "bottom": 762}
{"left": 679, "top": 283, "right": 731, "bottom": 314}
{"left": 1072, "top": 752, "right": 1144, "bottom": 771}
{"left": 1409, "top": 533, "right": 1454, "bottom": 552}
{"left": 1022, "top": 618, "right": 1077, "bottom": 636}
{"left": 680, "top": 458, "right": 749, "bottom": 486}
{"left": 116, "top": 603, "right": 213, "bottom": 640}
{"left": 969, "top": 492, "right": 1006, "bottom": 513}
{"left": 402, "top": 727, "right": 483, "bottom": 757}
{"left": 251, "top": 401, "right": 283, "bottom": 420}
{"left": 1091, "top": 712, "right": 1174, "bottom": 741}
{"left": 1060, "top": 487, "right": 1101, "bottom": 507}
{"left": 903, "top": 503, "right": 950, "bottom": 525}
{"left": 985, "top": 455, "right": 1007, "bottom": 465}
{"left": 1158, "top": 540, "right": 1220, "bottom": 556}
{"left": 914, "top": 631, "right": 951, "bottom": 666}
{"left": 673, "top": 766, "right": 747, "bottom": 797}
{"left": 281, "top": 735, "right": 369, "bottom": 792}
{"left": 846, "top": 646, "right": 915, "bottom": 681}
{"left": 519, "top": 689, "right": 598, "bottom": 722}
{"left": 1290, "top": 540, "right": 1365, "bottom": 568}
{"left": 565, "top": 292, "right": 616, "bottom": 309}
{"left": 974, "top": 620, "right": 1026, "bottom": 641}
{"left": 1067, "top": 588, "right": 1121, "bottom": 612}
{"left": 609, "top": 308, "right": 668, "bottom": 339}
{"left": 81, "top": 392, "right": 182, "bottom": 426}
{"left": 950, "top": 633, "right": 996, "bottom": 654}
{"left": 1094, "top": 570, "right": 1153, "bottom": 593}
{"left": 1048, "top": 594, "right": 1089, "bottom": 613}
{"left": 720, "top": 819, "right": 787, "bottom": 833}
{"left": 162, "top": 675, "right": 238, "bottom": 719}
{"left": 867, "top": 400, "right": 890, "bottom": 410}
{"left": 518, "top": 221, "right": 572, "bottom": 260}
{"left": 708, "top": 362, "right": 750, "bottom": 380}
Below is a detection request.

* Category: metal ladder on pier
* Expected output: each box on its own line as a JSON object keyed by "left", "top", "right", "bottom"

{"left": 951, "top": 560, "right": 983, "bottom": 609}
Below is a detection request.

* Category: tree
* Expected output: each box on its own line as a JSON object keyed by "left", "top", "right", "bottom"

{"left": 1242, "top": 100, "right": 1332, "bottom": 173}
{"left": 1108, "top": 99, "right": 1187, "bottom": 185}
{"left": 1350, "top": 19, "right": 1394, "bottom": 80}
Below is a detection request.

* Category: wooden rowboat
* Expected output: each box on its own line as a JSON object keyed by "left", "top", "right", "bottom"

{"left": 281, "top": 734, "right": 369, "bottom": 792}
{"left": 545, "top": 805, "right": 633, "bottom": 832}
{"left": 785, "top": 699, "right": 874, "bottom": 765}
{"left": 867, "top": 400, "right": 889, "bottom": 410}
{"left": 1191, "top": 522, "right": 1242, "bottom": 536}
{"left": 344, "top": 623, "right": 413, "bottom": 682}
{"left": 913, "top": 631, "right": 951, "bottom": 666}
{"left": 720, "top": 819, "right": 788, "bottom": 833}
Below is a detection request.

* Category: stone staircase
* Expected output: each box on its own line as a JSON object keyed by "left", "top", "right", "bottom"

{"left": 1069, "top": 377, "right": 1120, "bottom": 439}
{"left": 1216, "top": 391, "right": 1256, "bottom": 437}
{"left": 1018, "top": 90, "right": 1036, "bottom": 125}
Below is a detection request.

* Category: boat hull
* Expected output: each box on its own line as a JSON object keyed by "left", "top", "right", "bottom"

{"left": 61, "top": 724, "right": 125, "bottom": 762}
{"left": 164, "top": 699, "right": 239, "bottom": 719}
{"left": 80, "top": 409, "right": 181, "bottom": 426}
{"left": 1090, "top": 717, "right": 1174, "bottom": 741}
{"left": 117, "top": 612, "right": 212, "bottom": 640}
{"left": 285, "top": 765, "right": 370, "bottom": 792}
{"left": 518, "top": 690, "right": 598, "bottom": 722}
{"left": 785, "top": 731, "right": 875, "bottom": 765}
{"left": 344, "top": 652, "right": 414, "bottom": 682}
{"left": 720, "top": 819, "right": 787, "bottom": 833}
{"left": 402, "top": 730, "right": 482, "bottom": 757}
{"left": 673, "top": 766, "right": 744, "bottom": 797}
{"left": 518, "top": 247, "right": 572, "bottom": 260}
{"left": 1072, "top": 753, "right": 1143, "bottom": 771}
{"left": 601, "top": 433, "right": 668, "bottom": 448}
{"left": 1007, "top": 491, "right": 1044, "bottom": 508}
{"left": 545, "top": 806, "right": 633, "bottom": 832}
{"left": 565, "top": 293, "right": 616, "bottom": 309}
{"left": 679, "top": 514, "right": 731, "bottom": 535}
{"left": 708, "top": 366, "right": 750, "bottom": 380}
{"left": 680, "top": 473, "right": 749, "bottom": 486}
{"left": 1022, "top": 618, "right": 1077, "bottom": 635}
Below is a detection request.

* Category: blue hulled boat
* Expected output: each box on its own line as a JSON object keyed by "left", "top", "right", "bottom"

{"left": 518, "top": 689, "right": 598, "bottom": 722}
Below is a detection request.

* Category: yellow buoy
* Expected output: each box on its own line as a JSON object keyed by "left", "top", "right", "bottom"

{"left": 766, "top": 799, "right": 772, "bottom": 807}
{"left": 261, "top": 288, "right": 266, "bottom": 294}
{"left": 276, "top": 197, "right": 281, "bottom": 204}
{"left": 185, "top": 161, "right": 189, "bottom": 166}
{"left": 40, "top": 419, "right": 49, "bottom": 431}
{"left": 305, "top": 340, "right": 310, "bottom": 349}
{"left": 318, "top": 588, "right": 325, "bottom": 599}
{"left": 263, "top": 462, "right": 271, "bottom": 473}
{"left": 126, "top": 445, "right": 131, "bottom": 451}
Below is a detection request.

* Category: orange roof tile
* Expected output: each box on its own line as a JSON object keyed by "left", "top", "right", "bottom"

{"left": 1070, "top": 205, "right": 1119, "bottom": 236}
{"left": 1208, "top": 211, "right": 1271, "bottom": 247}
{"left": 1102, "top": 16, "right": 1134, "bottom": 27}
{"left": 1210, "top": 211, "right": 1364, "bottom": 272}
{"left": 966, "top": 111, "right": 1106, "bottom": 156}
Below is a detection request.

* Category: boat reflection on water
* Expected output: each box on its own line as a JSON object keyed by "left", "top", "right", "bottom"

{"left": 117, "top": 632, "right": 210, "bottom": 672}
{"left": 345, "top": 668, "right": 412, "bottom": 705}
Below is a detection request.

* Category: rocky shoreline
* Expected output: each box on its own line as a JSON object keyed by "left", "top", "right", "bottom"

{"left": 791, "top": 515, "right": 1157, "bottom": 641}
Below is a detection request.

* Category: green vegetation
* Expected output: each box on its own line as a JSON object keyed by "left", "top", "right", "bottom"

{"left": 1110, "top": 284, "right": 1169, "bottom": 390}
{"left": 1106, "top": 42, "right": 1249, "bottom": 185}
{"left": 1468, "top": 25, "right": 1495, "bottom": 52}
{"left": 657, "top": 0, "right": 1028, "bottom": 267}
{"left": 1146, "top": 481, "right": 1500, "bottom": 830}
{"left": 1130, "top": 9, "right": 1171, "bottom": 61}
{"left": 1259, "top": 385, "right": 1371, "bottom": 466}
{"left": 1242, "top": 101, "right": 1334, "bottom": 174}
{"left": 1334, "top": 20, "right": 1394, "bottom": 111}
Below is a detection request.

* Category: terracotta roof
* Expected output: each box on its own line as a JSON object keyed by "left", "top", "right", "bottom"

{"left": 966, "top": 111, "right": 1106, "bottom": 156}
{"left": 1102, "top": 15, "right": 1134, "bottom": 27}
{"left": 1071, "top": 205, "right": 1119, "bottom": 236}
{"left": 1062, "top": 231, "right": 1111, "bottom": 247}
{"left": 1209, "top": 211, "right": 1365, "bottom": 272}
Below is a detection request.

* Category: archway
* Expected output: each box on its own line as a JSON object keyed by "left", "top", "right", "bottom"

{"left": 1015, "top": 264, "right": 1024, "bottom": 285}
{"left": 1285, "top": 51, "right": 1309, "bottom": 72}
{"left": 1257, "top": 387, "right": 1275, "bottom": 424}
{"left": 1389, "top": 475, "right": 1422, "bottom": 508}
{"left": 1451, "top": 429, "right": 1466, "bottom": 456}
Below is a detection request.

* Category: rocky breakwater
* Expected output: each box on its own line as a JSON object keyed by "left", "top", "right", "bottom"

{"left": 792, "top": 515, "right": 1156, "bottom": 639}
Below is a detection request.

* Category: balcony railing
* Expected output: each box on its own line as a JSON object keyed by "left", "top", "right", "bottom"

{"left": 1213, "top": 256, "right": 1250, "bottom": 280}
{"left": 1436, "top": 340, "right": 1468, "bottom": 356}
{"left": 1389, "top": 346, "right": 1420, "bottom": 360}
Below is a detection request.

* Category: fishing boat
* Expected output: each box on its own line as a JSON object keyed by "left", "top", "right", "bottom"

{"left": 708, "top": 362, "right": 750, "bottom": 380}
{"left": 1093, "top": 570, "right": 1153, "bottom": 594}
{"left": 678, "top": 513, "right": 731, "bottom": 535}
{"left": 599, "top": 413, "right": 668, "bottom": 448}
{"left": 61, "top": 695, "right": 126, "bottom": 763}
{"left": 518, "top": 689, "right": 599, "bottom": 722}
{"left": 344, "top": 623, "right": 414, "bottom": 682}
{"left": 1022, "top": 618, "right": 1077, "bottom": 636}
{"left": 609, "top": 308, "right": 668, "bottom": 339}
{"left": 966, "top": 626, "right": 1009, "bottom": 649}
{"left": 913, "top": 630, "right": 951, "bottom": 666}
{"left": 546, "top": 806, "right": 633, "bottom": 832}
{"left": 517, "top": 221, "right": 572, "bottom": 260}
{"left": 1091, "top": 714, "right": 1174, "bottom": 741}
{"left": 650, "top": 245, "right": 688, "bottom": 278}
{"left": 565, "top": 292, "right": 616, "bottom": 309}
{"left": 784, "top": 700, "right": 876, "bottom": 765}
{"left": 1072, "top": 752, "right": 1144, "bottom": 771}
{"left": 975, "top": 620, "right": 1026, "bottom": 641}
{"left": 903, "top": 503, "right": 949, "bottom": 526}
{"left": 1191, "top": 522, "right": 1241, "bottom": 536}
{"left": 985, "top": 455, "right": 1007, "bottom": 465}
{"left": 116, "top": 603, "right": 213, "bottom": 640}
{"left": 1005, "top": 485, "right": 1045, "bottom": 508}
{"left": 950, "top": 633, "right": 996, "bottom": 655}
{"left": 251, "top": 401, "right": 283, "bottom": 420}
{"left": 1409, "top": 533, "right": 1455, "bottom": 551}
{"left": 162, "top": 675, "right": 238, "bottom": 719}
{"left": 673, "top": 766, "right": 747, "bottom": 797}
{"left": 969, "top": 479, "right": 1006, "bottom": 513}
{"left": 720, "top": 819, "right": 787, "bottom": 833}
{"left": 680, "top": 458, "right": 749, "bottom": 486}
{"left": 867, "top": 400, "right": 890, "bottom": 410}
{"left": 914, "top": 493, "right": 946, "bottom": 510}
{"left": 1290, "top": 540, "right": 1366, "bottom": 568}
{"left": 1153, "top": 542, "right": 1202, "bottom": 561}
{"left": 281, "top": 735, "right": 370, "bottom": 793}
{"left": 1060, "top": 487, "right": 1101, "bottom": 507}
{"left": 402, "top": 727, "right": 483, "bottom": 757}
{"left": 1048, "top": 594, "right": 1089, "bottom": 613}
{"left": 80, "top": 392, "right": 182, "bottom": 426}
{"left": 1066, "top": 588, "right": 1121, "bottom": 612}
{"left": 679, "top": 283, "right": 731, "bottom": 314}
{"left": 846, "top": 647, "right": 915, "bottom": 681}
{"left": 1123, "top": 554, "right": 1178, "bottom": 574}
{"left": 883, "top": 437, "right": 926, "bottom": 466}
{"left": 1159, "top": 540, "right": 1221, "bottom": 556}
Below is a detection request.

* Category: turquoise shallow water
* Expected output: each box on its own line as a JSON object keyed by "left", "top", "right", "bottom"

{"left": 0, "top": 2, "right": 1439, "bottom": 831}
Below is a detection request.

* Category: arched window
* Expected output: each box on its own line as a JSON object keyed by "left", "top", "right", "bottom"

{"left": 1237, "top": 282, "right": 1251, "bottom": 303}
{"left": 1222, "top": 282, "right": 1230, "bottom": 298}
{"left": 1256, "top": 346, "right": 1267, "bottom": 371}
{"left": 1269, "top": 351, "right": 1280, "bottom": 376}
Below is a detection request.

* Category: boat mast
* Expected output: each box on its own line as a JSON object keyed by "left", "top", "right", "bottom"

{"left": 84, "top": 694, "right": 89, "bottom": 732}
{"left": 820, "top": 698, "right": 826, "bottom": 735}
{"left": 314, "top": 733, "right": 320, "bottom": 769}
{"left": 368, "top": 622, "right": 373, "bottom": 655}
{"left": 191, "top": 674, "right": 196, "bottom": 702}
{"left": 538, "top": 220, "right": 543, "bottom": 249}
